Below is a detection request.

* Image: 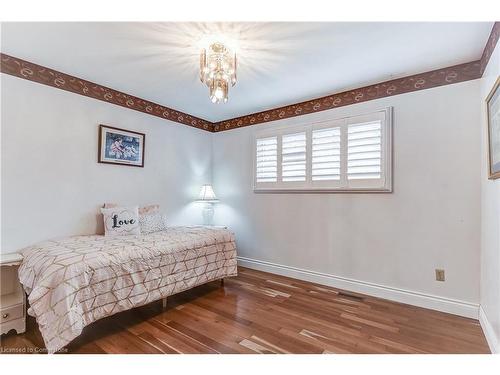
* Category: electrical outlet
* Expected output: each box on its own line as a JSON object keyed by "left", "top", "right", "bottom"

{"left": 435, "top": 269, "right": 445, "bottom": 282}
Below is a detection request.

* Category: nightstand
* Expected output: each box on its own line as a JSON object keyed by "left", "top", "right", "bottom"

{"left": 0, "top": 253, "right": 26, "bottom": 335}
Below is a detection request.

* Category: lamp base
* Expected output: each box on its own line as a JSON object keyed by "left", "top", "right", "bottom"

{"left": 202, "top": 203, "right": 214, "bottom": 226}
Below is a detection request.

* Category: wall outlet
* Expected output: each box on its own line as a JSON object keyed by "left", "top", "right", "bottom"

{"left": 435, "top": 269, "right": 445, "bottom": 282}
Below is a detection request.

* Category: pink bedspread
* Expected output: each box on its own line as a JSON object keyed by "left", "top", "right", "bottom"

{"left": 18, "top": 226, "right": 238, "bottom": 353}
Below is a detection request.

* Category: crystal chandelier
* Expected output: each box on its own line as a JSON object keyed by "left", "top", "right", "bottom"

{"left": 200, "top": 42, "right": 237, "bottom": 104}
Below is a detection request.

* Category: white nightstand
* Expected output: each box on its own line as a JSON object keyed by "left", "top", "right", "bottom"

{"left": 0, "top": 253, "right": 26, "bottom": 335}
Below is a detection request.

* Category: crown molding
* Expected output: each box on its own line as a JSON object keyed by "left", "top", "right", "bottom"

{"left": 1, "top": 22, "right": 498, "bottom": 133}
{"left": 0, "top": 53, "right": 214, "bottom": 132}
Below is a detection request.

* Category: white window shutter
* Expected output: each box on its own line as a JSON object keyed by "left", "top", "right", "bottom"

{"left": 254, "top": 107, "right": 391, "bottom": 192}
{"left": 312, "top": 127, "right": 341, "bottom": 181}
{"left": 281, "top": 132, "right": 307, "bottom": 182}
{"left": 256, "top": 136, "right": 278, "bottom": 182}
{"left": 347, "top": 121, "right": 382, "bottom": 180}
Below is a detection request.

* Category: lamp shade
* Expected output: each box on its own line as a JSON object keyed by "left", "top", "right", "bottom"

{"left": 198, "top": 184, "right": 218, "bottom": 202}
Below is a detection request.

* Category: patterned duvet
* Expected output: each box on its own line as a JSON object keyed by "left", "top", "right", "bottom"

{"left": 18, "top": 226, "right": 238, "bottom": 353}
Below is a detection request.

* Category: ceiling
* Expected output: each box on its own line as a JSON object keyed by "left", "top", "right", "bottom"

{"left": 1, "top": 22, "right": 493, "bottom": 122}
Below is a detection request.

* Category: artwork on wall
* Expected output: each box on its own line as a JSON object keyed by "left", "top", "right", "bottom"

{"left": 98, "top": 125, "right": 145, "bottom": 167}
{"left": 486, "top": 76, "right": 500, "bottom": 179}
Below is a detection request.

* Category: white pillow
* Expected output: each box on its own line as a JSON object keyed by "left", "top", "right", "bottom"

{"left": 101, "top": 206, "right": 140, "bottom": 236}
{"left": 139, "top": 213, "right": 168, "bottom": 234}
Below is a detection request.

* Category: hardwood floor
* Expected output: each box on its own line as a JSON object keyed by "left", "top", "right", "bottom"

{"left": 0, "top": 267, "right": 490, "bottom": 354}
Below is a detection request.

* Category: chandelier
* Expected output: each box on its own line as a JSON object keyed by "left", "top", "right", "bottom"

{"left": 200, "top": 42, "right": 237, "bottom": 104}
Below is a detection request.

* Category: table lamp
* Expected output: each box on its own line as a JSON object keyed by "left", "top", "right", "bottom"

{"left": 197, "top": 184, "right": 219, "bottom": 225}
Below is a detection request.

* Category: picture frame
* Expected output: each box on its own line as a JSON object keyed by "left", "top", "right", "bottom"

{"left": 98, "top": 124, "right": 145, "bottom": 167}
{"left": 486, "top": 76, "right": 500, "bottom": 180}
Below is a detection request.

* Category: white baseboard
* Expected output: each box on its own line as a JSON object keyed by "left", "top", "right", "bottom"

{"left": 479, "top": 305, "right": 499, "bottom": 354}
{"left": 237, "top": 256, "right": 479, "bottom": 319}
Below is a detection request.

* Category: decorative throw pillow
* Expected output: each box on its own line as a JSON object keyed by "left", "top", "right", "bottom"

{"left": 139, "top": 204, "right": 160, "bottom": 216}
{"left": 103, "top": 203, "right": 160, "bottom": 216}
{"left": 139, "top": 213, "right": 168, "bottom": 234}
{"left": 101, "top": 206, "right": 140, "bottom": 236}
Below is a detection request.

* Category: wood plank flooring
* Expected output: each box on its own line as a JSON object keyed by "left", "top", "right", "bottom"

{"left": 0, "top": 267, "right": 490, "bottom": 354}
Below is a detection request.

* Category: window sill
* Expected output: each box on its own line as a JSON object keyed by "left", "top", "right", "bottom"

{"left": 253, "top": 188, "right": 392, "bottom": 194}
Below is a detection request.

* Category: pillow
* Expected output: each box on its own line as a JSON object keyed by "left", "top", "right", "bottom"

{"left": 139, "top": 212, "right": 168, "bottom": 234}
{"left": 101, "top": 206, "right": 140, "bottom": 236}
{"left": 139, "top": 204, "right": 160, "bottom": 216}
{"left": 103, "top": 203, "right": 159, "bottom": 216}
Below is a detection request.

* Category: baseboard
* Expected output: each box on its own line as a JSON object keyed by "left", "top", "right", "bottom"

{"left": 479, "top": 305, "right": 500, "bottom": 354}
{"left": 237, "top": 256, "right": 479, "bottom": 319}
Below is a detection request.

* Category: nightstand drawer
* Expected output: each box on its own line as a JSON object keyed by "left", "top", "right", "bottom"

{"left": 1, "top": 303, "right": 24, "bottom": 323}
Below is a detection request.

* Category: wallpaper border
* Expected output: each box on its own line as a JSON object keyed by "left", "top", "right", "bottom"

{"left": 480, "top": 22, "right": 500, "bottom": 75}
{"left": 1, "top": 22, "right": 498, "bottom": 133}
{"left": 0, "top": 53, "right": 214, "bottom": 132}
{"left": 215, "top": 21, "right": 498, "bottom": 132}
{"left": 213, "top": 61, "right": 482, "bottom": 131}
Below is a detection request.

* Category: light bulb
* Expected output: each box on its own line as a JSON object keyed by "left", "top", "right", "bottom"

{"left": 214, "top": 87, "right": 224, "bottom": 99}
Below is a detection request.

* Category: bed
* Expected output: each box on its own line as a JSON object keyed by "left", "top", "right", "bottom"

{"left": 17, "top": 226, "right": 238, "bottom": 353}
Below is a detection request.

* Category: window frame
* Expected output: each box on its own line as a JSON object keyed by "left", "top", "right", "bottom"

{"left": 253, "top": 107, "right": 393, "bottom": 193}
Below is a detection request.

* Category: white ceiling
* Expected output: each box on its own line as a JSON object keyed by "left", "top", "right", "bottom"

{"left": 1, "top": 22, "right": 493, "bottom": 122}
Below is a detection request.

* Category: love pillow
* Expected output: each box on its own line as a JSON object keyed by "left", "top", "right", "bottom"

{"left": 101, "top": 206, "right": 140, "bottom": 236}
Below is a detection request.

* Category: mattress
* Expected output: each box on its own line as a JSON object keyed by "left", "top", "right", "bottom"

{"left": 17, "top": 226, "right": 238, "bottom": 353}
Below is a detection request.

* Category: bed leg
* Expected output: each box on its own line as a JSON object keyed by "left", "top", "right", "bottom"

{"left": 162, "top": 297, "right": 167, "bottom": 310}
{"left": 220, "top": 278, "right": 224, "bottom": 287}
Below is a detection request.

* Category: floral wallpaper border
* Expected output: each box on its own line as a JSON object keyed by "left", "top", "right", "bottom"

{"left": 213, "top": 60, "right": 482, "bottom": 132}
{"left": 0, "top": 53, "right": 214, "bottom": 132}
{"left": 214, "top": 22, "right": 498, "bottom": 132}
{"left": 1, "top": 22, "right": 497, "bottom": 133}
{"left": 480, "top": 22, "right": 500, "bottom": 75}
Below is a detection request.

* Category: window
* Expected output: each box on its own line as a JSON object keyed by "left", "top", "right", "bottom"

{"left": 253, "top": 107, "right": 392, "bottom": 192}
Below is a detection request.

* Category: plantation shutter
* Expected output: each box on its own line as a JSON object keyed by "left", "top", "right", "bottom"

{"left": 253, "top": 107, "right": 391, "bottom": 192}
{"left": 281, "top": 132, "right": 307, "bottom": 182}
{"left": 312, "top": 127, "right": 341, "bottom": 181}
{"left": 255, "top": 136, "right": 278, "bottom": 183}
{"left": 347, "top": 121, "right": 382, "bottom": 180}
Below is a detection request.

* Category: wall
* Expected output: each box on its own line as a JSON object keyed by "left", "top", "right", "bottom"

{"left": 213, "top": 80, "right": 482, "bottom": 317}
{"left": 1, "top": 75, "right": 212, "bottom": 253}
{"left": 0, "top": 58, "right": 486, "bottom": 321}
{"left": 480, "top": 41, "right": 500, "bottom": 353}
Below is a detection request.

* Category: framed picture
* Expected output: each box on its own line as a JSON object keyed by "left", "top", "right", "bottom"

{"left": 487, "top": 77, "right": 500, "bottom": 179}
{"left": 98, "top": 125, "right": 145, "bottom": 167}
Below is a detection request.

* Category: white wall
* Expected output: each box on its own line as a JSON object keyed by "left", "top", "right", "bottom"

{"left": 0, "top": 63, "right": 486, "bottom": 320}
{"left": 480, "top": 41, "right": 500, "bottom": 353}
{"left": 1, "top": 75, "right": 212, "bottom": 253}
{"left": 213, "top": 80, "right": 482, "bottom": 316}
